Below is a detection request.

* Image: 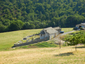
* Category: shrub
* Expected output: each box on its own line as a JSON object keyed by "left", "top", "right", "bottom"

{"left": 64, "top": 30, "right": 85, "bottom": 45}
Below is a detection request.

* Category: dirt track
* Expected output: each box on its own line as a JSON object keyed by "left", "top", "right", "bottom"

{"left": 52, "top": 31, "right": 75, "bottom": 44}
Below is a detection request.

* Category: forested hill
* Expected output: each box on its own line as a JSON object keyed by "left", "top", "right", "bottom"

{"left": 0, "top": 0, "right": 85, "bottom": 32}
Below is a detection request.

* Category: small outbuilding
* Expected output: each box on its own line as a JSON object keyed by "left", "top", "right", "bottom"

{"left": 76, "top": 23, "right": 85, "bottom": 28}
{"left": 40, "top": 27, "right": 61, "bottom": 40}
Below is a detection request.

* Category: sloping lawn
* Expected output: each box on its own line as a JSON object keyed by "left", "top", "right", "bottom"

{"left": 0, "top": 29, "right": 42, "bottom": 51}
{"left": 0, "top": 28, "right": 73, "bottom": 51}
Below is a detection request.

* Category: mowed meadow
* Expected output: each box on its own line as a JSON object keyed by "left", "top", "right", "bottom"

{"left": 0, "top": 29, "right": 42, "bottom": 51}
{"left": 0, "top": 28, "right": 73, "bottom": 51}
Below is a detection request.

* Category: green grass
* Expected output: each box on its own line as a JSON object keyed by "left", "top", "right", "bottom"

{"left": 0, "top": 29, "right": 42, "bottom": 51}
{"left": 15, "top": 40, "right": 57, "bottom": 49}
{"left": 0, "top": 28, "right": 73, "bottom": 51}
{"left": 33, "top": 42, "right": 57, "bottom": 47}
{"left": 62, "top": 28, "right": 73, "bottom": 32}
{"left": 30, "top": 40, "right": 57, "bottom": 47}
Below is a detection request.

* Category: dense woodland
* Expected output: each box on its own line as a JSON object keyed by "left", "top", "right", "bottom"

{"left": 0, "top": 0, "right": 85, "bottom": 32}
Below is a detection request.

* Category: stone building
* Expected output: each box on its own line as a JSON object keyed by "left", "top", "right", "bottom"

{"left": 40, "top": 27, "right": 61, "bottom": 40}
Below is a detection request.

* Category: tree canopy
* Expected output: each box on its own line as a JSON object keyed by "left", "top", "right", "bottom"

{"left": 0, "top": 0, "right": 85, "bottom": 32}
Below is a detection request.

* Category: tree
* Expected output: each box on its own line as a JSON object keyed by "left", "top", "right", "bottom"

{"left": 23, "top": 22, "right": 30, "bottom": 29}
{"left": 1, "top": 0, "right": 85, "bottom": 32}
{"left": 0, "top": 24, "right": 6, "bottom": 32}
{"left": 29, "top": 24, "right": 35, "bottom": 29}
{"left": 8, "top": 20, "right": 24, "bottom": 31}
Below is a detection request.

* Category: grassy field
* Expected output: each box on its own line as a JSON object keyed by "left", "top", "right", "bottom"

{"left": 61, "top": 28, "right": 73, "bottom": 32}
{"left": 0, "top": 28, "right": 73, "bottom": 51}
{"left": 0, "top": 28, "right": 85, "bottom": 64}
{"left": 0, "top": 46, "right": 85, "bottom": 64}
{"left": 0, "top": 29, "right": 42, "bottom": 51}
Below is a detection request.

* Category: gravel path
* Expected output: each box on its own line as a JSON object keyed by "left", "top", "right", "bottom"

{"left": 52, "top": 31, "right": 75, "bottom": 44}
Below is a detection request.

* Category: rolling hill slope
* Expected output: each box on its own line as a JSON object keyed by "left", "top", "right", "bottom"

{"left": 0, "top": 0, "right": 85, "bottom": 32}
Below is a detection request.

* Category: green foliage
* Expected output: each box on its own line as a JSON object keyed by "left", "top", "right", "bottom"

{"left": 23, "top": 22, "right": 30, "bottom": 29}
{"left": 0, "top": 24, "right": 6, "bottom": 32}
{"left": 8, "top": 20, "right": 24, "bottom": 31}
{"left": 64, "top": 31, "right": 85, "bottom": 45}
{"left": 0, "top": 0, "right": 85, "bottom": 32}
{"left": 29, "top": 24, "right": 35, "bottom": 29}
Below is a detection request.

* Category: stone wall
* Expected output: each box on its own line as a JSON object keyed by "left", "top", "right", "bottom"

{"left": 12, "top": 37, "right": 48, "bottom": 48}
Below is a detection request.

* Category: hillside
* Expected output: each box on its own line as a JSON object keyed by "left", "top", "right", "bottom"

{"left": 0, "top": 0, "right": 85, "bottom": 32}
{"left": 0, "top": 28, "right": 72, "bottom": 51}
{"left": 0, "top": 46, "right": 85, "bottom": 64}
{"left": 0, "top": 29, "right": 42, "bottom": 51}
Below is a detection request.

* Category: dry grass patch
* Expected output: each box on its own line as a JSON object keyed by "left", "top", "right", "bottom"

{"left": 0, "top": 46, "right": 85, "bottom": 64}
{"left": 62, "top": 28, "right": 73, "bottom": 32}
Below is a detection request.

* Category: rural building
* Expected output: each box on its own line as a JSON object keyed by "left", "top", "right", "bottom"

{"left": 76, "top": 23, "right": 85, "bottom": 28}
{"left": 54, "top": 27, "right": 61, "bottom": 34}
{"left": 40, "top": 27, "right": 61, "bottom": 40}
{"left": 14, "top": 27, "right": 61, "bottom": 47}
